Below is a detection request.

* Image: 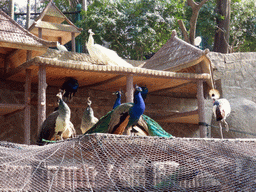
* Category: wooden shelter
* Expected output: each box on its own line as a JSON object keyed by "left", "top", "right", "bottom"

{"left": 0, "top": 9, "right": 213, "bottom": 143}
{"left": 142, "top": 31, "right": 214, "bottom": 137}
{"left": 28, "top": 0, "right": 82, "bottom": 52}
{"left": 0, "top": 10, "right": 56, "bottom": 144}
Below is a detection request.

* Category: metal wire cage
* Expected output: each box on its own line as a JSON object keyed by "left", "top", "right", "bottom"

{"left": 0, "top": 133, "right": 256, "bottom": 191}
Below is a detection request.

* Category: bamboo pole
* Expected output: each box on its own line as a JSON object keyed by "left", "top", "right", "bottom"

{"left": 126, "top": 74, "right": 133, "bottom": 103}
{"left": 24, "top": 68, "right": 32, "bottom": 144}
{"left": 38, "top": 64, "right": 47, "bottom": 134}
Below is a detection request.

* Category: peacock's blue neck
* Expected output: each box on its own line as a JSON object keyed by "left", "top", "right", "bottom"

{"left": 130, "top": 91, "right": 145, "bottom": 120}
{"left": 113, "top": 93, "right": 121, "bottom": 109}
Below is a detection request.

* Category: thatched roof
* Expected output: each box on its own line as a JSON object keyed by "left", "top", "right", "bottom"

{"left": 28, "top": 0, "right": 82, "bottom": 44}
{"left": 143, "top": 30, "right": 213, "bottom": 88}
{"left": 0, "top": 10, "right": 56, "bottom": 51}
{"left": 5, "top": 49, "right": 210, "bottom": 97}
{"left": 0, "top": 10, "right": 57, "bottom": 73}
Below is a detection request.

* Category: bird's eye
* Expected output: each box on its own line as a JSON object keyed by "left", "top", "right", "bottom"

{"left": 212, "top": 94, "right": 215, "bottom": 97}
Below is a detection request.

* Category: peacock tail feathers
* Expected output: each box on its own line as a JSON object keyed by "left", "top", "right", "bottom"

{"left": 142, "top": 114, "right": 173, "bottom": 138}
{"left": 85, "top": 110, "right": 113, "bottom": 134}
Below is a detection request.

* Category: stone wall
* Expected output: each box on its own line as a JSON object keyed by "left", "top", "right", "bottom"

{"left": 208, "top": 52, "right": 256, "bottom": 138}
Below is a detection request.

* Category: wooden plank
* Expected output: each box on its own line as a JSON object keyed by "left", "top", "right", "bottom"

{"left": 24, "top": 69, "right": 32, "bottom": 144}
{"left": 154, "top": 109, "right": 198, "bottom": 121}
{"left": 149, "top": 81, "right": 193, "bottom": 94}
{"left": 71, "top": 32, "right": 75, "bottom": 52}
{"left": 197, "top": 79, "right": 206, "bottom": 138}
{"left": 3, "top": 60, "right": 34, "bottom": 79}
{"left": 38, "top": 27, "right": 42, "bottom": 38}
{"left": 35, "top": 21, "right": 81, "bottom": 33}
{"left": 81, "top": 75, "right": 125, "bottom": 89}
{"left": 38, "top": 64, "right": 47, "bottom": 134}
{"left": 0, "top": 103, "right": 25, "bottom": 116}
{"left": 0, "top": 41, "right": 47, "bottom": 52}
{"left": 126, "top": 74, "right": 133, "bottom": 103}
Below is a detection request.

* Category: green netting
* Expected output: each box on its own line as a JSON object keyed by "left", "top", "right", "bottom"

{"left": 0, "top": 134, "right": 256, "bottom": 191}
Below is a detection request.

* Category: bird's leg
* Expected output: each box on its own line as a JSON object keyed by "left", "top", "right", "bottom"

{"left": 223, "top": 120, "right": 229, "bottom": 132}
{"left": 219, "top": 121, "right": 223, "bottom": 139}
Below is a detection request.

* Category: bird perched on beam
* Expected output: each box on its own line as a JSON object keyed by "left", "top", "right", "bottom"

{"left": 112, "top": 90, "right": 122, "bottom": 109}
{"left": 37, "top": 91, "right": 76, "bottom": 145}
{"left": 80, "top": 97, "right": 99, "bottom": 134}
{"left": 209, "top": 89, "right": 231, "bottom": 139}
{"left": 85, "top": 86, "right": 173, "bottom": 138}
{"left": 108, "top": 85, "right": 145, "bottom": 135}
{"left": 86, "top": 29, "right": 134, "bottom": 68}
{"left": 56, "top": 41, "right": 68, "bottom": 52}
{"left": 60, "top": 77, "right": 79, "bottom": 101}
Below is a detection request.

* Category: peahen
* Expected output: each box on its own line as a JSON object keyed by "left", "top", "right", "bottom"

{"left": 112, "top": 90, "right": 122, "bottom": 109}
{"left": 85, "top": 86, "right": 173, "bottom": 138}
{"left": 80, "top": 97, "right": 99, "bottom": 134}
{"left": 37, "top": 91, "right": 76, "bottom": 145}
{"left": 86, "top": 29, "right": 134, "bottom": 68}
{"left": 209, "top": 89, "right": 231, "bottom": 139}
{"left": 60, "top": 77, "right": 79, "bottom": 101}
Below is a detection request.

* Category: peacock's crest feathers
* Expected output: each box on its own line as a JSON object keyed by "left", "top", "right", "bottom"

{"left": 209, "top": 89, "right": 220, "bottom": 100}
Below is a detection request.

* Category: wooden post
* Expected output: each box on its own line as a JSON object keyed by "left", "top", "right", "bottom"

{"left": 38, "top": 28, "right": 42, "bottom": 38}
{"left": 38, "top": 64, "right": 47, "bottom": 134}
{"left": 71, "top": 32, "right": 76, "bottom": 52}
{"left": 197, "top": 79, "right": 206, "bottom": 138}
{"left": 24, "top": 67, "right": 32, "bottom": 144}
{"left": 126, "top": 74, "right": 133, "bottom": 103}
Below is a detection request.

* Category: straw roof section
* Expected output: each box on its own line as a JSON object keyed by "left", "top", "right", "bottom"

{"left": 5, "top": 49, "right": 210, "bottom": 99}
{"left": 142, "top": 30, "right": 213, "bottom": 88}
{"left": 0, "top": 10, "right": 57, "bottom": 72}
{"left": 28, "top": 0, "right": 82, "bottom": 44}
{"left": 0, "top": 10, "right": 56, "bottom": 51}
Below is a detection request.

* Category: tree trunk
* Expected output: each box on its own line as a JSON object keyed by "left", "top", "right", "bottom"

{"left": 213, "top": 0, "right": 231, "bottom": 53}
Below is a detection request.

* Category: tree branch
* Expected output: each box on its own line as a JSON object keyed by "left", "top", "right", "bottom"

{"left": 178, "top": 20, "right": 190, "bottom": 43}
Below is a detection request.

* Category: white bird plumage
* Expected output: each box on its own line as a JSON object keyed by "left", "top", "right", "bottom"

{"left": 209, "top": 89, "right": 231, "bottom": 139}
{"left": 57, "top": 41, "right": 68, "bottom": 52}
{"left": 86, "top": 29, "right": 134, "bottom": 68}
{"left": 80, "top": 97, "right": 99, "bottom": 134}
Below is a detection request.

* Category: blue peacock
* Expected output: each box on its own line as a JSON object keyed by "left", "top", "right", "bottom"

{"left": 85, "top": 86, "right": 173, "bottom": 138}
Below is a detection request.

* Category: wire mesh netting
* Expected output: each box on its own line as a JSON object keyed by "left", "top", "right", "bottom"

{"left": 0, "top": 133, "right": 256, "bottom": 191}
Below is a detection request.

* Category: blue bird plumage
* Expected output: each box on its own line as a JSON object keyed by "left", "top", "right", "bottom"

{"left": 113, "top": 91, "right": 122, "bottom": 109}
{"left": 61, "top": 77, "right": 79, "bottom": 100}
{"left": 85, "top": 85, "right": 173, "bottom": 138}
{"left": 141, "top": 86, "right": 148, "bottom": 101}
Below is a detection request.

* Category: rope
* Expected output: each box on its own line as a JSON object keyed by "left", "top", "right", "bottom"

{"left": 199, "top": 122, "right": 256, "bottom": 136}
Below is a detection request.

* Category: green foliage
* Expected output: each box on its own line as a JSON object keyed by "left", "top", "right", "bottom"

{"left": 230, "top": 0, "right": 256, "bottom": 52}
{"left": 35, "top": 0, "right": 256, "bottom": 57}
{"left": 79, "top": 0, "right": 186, "bottom": 60}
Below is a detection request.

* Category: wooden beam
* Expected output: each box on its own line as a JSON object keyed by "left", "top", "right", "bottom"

{"left": 154, "top": 109, "right": 198, "bottom": 121}
{"left": 24, "top": 69, "right": 32, "bottom": 144}
{"left": 126, "top": 74, "right": 133, "bottom": 103}
{"left": 38, "top": 64, "right": 47, "bottom": 134}
{"left": 71, "top": 32, "right": 75, "bottom": 52}
{"left": 38, "top": 27, "right": 42, "bottom": 38}
{"left": 149, "top": 81, "right": 193, "bottom": 94}
{"left": 3, "top": 60, "right": 33, "bottom": 79}
{"left": 81, "top": 75, "right": 125, "bottom": 89}
{"left": 197, "top": 79, "right": 206, "bottom": 138}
